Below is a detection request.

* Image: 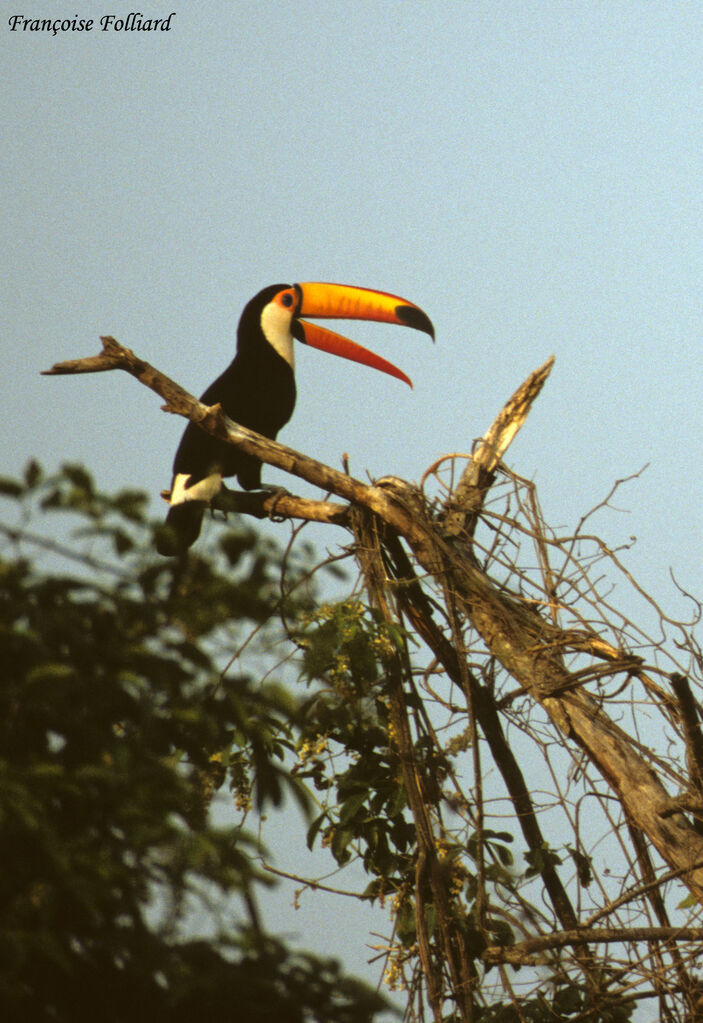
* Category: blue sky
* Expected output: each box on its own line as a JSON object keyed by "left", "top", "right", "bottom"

{"left": 4, "top": 0, "right": 703, "bottom": 999}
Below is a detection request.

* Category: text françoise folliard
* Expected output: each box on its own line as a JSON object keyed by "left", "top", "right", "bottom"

{"left": 8, "top": 13, "right": 176, "bottom": 34}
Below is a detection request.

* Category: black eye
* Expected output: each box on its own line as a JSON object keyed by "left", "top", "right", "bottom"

{"left": 281, "top": 292, "right": 294, "bottom": 307}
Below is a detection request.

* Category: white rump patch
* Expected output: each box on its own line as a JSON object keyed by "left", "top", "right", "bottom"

{"left": 169, "top": 472, "right": 223, "bottom": 506}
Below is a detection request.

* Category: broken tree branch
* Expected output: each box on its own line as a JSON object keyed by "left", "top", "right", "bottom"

{"left": 484, "top": 925, "right": 703, "bottom": 966}
{"left": 43, "top": 336, "right": 703, "bottom": 909}
{"left": 43, "top": 337, "right": 415, "bottom": 532}
{"left": 439, "top": 354, "right": 554, "bottom": 537}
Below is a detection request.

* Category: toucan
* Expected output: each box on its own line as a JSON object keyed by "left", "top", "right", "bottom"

{"left": 156, "top": 281, "right": 434, "bottom": 555}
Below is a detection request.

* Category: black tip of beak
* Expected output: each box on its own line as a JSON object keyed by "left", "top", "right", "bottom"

{"left": 396, "top": 304, "right": 435, "bottom": 341}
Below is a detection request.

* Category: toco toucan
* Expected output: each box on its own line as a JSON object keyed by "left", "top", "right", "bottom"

{"left": 156, "top": 281, "right": 434, "bottom": 555}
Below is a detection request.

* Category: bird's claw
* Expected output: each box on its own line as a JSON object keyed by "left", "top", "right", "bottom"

{"left": 260, "top": 485, "right": 289, "bottom": 521}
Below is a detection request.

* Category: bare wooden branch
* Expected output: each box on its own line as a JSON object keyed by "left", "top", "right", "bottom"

{"left": 43, "top": 336, "right": 182, "bottom": 393}
{"left": 670, "top": 672, "right": 703, "bottom": 794}
{"left": 45, "top": 336, "right": 703, "bottom": 903}
{"left": 42, "top": 338, "right": 440, "bottom": 543}
{"left": 439, "top": 355, "right": 554, "bottom": 537}
{"left": 44, "top": 338, "right": 384, "bottom": 518}
{"left": 211, "top": 487, "right": 349, "bottom": 526}
{"left": 484, "top": 926, "right": 703, "bottom": 966}
{"left": 44, "top": 333, "right": 703, "bottom": 1013}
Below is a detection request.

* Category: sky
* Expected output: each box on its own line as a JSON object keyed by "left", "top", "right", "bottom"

{"left": 4, "top": 0, "right": 703, "bottom": 1005}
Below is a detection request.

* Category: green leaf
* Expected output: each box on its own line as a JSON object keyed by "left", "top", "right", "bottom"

{"left": 61, "top": 463, "right": 94, "bottom": 492}
{"left": 338, "top": 790, "right": 369, "bottom": 826}
{"left": 307, "top": 810, "right": 329, "bottom": 850}
{"left": 23, "top": 459, "right": 43, "bottom": 489}
{"left": 331, "top": 825, "right": 355, "bottom": 864}
{"left": 0, "top": 476, "right": 23, "bottom": 497}
{"left": 567, "top": 844, "right": 593, "bottom": 887}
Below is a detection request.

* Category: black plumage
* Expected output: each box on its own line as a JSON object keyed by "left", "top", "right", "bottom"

{"left": 157, "top": 284, "right": 295, "bottom": 554}
{"left": 156, "top": 279, "right": 434, "bottom": 556}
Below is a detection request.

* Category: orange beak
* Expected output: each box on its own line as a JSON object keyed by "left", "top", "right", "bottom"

{"left": 292, "top": 282, "right": 434, "bottom": 388}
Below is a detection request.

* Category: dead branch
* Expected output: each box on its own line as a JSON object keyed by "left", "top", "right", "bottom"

{"left": 439, "top": 355, "right": 554, "bottom": 538}
{"left": 45, "top": 334, "right": 703, "bottom": 1017}
{"left": 43, "top": 337, "right": 420, "bottom": 534}
{"left": 211, "top": 487, "right": 349, "bottom": 526}
{"left": 670, "top": 673, "right": 703, "bottom": 795}
{"left": 484, "top": 926, "right": 703, "bottom": 966}
{"left": 44, "top": 336, "right": 703, "bottom": 902}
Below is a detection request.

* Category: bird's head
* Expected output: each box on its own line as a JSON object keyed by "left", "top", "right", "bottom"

{"left": 238, "top": 281, "right": 434, "bottom": 386}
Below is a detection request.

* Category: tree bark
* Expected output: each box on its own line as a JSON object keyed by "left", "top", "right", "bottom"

{"left": 44, "top": 337, "right": 703, "bottom": 908}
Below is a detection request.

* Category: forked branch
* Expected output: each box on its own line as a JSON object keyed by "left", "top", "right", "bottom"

{"left": 44, "top": 334, "right": 703, "bottom": 1005}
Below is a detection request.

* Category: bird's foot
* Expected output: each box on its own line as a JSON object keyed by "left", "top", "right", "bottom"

{"left": 209, "top": 482, "right": 235, "bottom": 521}
{"left": 258, "top": 484, "right": 289, "bottom": 521}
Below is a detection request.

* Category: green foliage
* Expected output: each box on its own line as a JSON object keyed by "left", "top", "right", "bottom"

{"left": 0, "top": 461, "right": 641, "bottom": 1021}
{"left": 296, "top": 599, "right": 521, "bottom": 996}
{"left": 471, "top": 980, "right": 635, "bottom": 1023}
{"left": 566, "top": 845, "right": 593, "bottom": 888}
{"left": 296, "top": 601, "right": 414, "bottom": 884}
{"left": 523, "top": 843, "right": 563, "bottom": 880}
{"left": 0, "top": 463, "right": 390, "bottom": 1022}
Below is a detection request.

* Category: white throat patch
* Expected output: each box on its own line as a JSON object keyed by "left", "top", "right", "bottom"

{"left": 260, "top": 300, "right": 295, "bottom": 369}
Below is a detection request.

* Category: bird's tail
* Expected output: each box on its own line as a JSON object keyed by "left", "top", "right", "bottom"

{"left": 156, "top": 472, "right": 223, "bottom": 556}
{"left": 156, "top": 502, "right": 205, "bottom": 556}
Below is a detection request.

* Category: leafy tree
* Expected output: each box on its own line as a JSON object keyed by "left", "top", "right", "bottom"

{"left": 0, "top": 461, "right": 389, "bottom": 1022}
